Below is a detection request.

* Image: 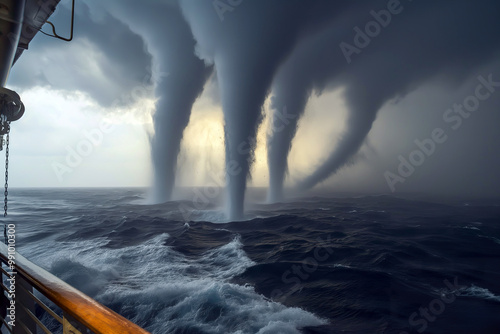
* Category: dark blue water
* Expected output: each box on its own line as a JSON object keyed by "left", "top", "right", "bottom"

{"left": 5, "top": 188, "right": 500, "bottom": 333}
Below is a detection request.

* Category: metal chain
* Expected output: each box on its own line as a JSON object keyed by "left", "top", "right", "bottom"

{"left": 4, "top": 122, "right": 9, "bottom": 218}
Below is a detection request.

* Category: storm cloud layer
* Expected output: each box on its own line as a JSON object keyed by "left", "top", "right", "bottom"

{"left": 10, "top": 0, "right": 500, "bottom": 217}
{"left": 83, "top": 0, "right": 213, "bottom": 202}
{"left": 10, "top": 1, "right": 152, "bottom": 106}
{"left": 108, "top": 1, "right": 213, "bottom": 203}
{"left": 268, "top": 0, "right": 500, "bottom": 200}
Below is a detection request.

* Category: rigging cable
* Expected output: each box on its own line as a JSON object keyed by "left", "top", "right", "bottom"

{"left": 3, "top": 123, "right": 9, "bottom": 218}
{"left": 0, "top": 87, "right": 24, "bottom": 218}
{"left": 38, "top": 0, "right": 75, "bottom": 42}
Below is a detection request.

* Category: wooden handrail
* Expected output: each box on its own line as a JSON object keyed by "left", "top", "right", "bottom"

{"left": 0, "top": 243, "right": 150, "bottom": 334}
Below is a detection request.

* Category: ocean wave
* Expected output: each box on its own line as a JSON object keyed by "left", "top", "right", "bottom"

{"left": 10, "top": 189, "right": 500, "bottom": 333}
{"left": 99, "top": 280, "right": 325, "bottom": 334}
{"left": 19, "top": 231, "right": 324, "bottom": 333}
{"left": 458, "top": 285, "right": 500, "bottom": 302}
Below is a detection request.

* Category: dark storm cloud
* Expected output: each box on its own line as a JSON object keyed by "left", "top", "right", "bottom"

{"left": 9, "top": 1, "right": 153, "bottom": 107}
{"left": 266, "top": 0, "right": 500, "bottom": 198}
{"left": 12, "top": 0, "right": 212, "bottom": 202}
{"left": 96, "top": 0, "right": 213, "bottom": 203}
{"left": 11, "top": 0, "right": 500, "bottom": 213}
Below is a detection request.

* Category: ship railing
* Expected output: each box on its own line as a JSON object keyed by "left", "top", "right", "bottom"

{"left": 0, "top": 243, "right": 150, "bottom": 334}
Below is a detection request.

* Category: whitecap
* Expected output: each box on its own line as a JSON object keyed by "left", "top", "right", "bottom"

{"left": 458, "top": 285, "right": 500, "bottom": 302}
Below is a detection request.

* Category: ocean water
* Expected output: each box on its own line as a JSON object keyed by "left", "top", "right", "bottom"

{"left": 4, "top": 188, "right": 500, "bottom": 334}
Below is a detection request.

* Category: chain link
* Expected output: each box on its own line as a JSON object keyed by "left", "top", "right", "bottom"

{"left": 4, "top": 122, "right": 9, "bottom": 217}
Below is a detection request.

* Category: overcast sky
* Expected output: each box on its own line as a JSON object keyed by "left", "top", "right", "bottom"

{"left": 5, "top": 0, "right": 500, "bottom": 199}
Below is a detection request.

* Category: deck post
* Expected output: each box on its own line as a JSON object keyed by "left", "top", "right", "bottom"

{"left": 63, "top": 313, "right": 86, "bottom": 334}
{"left": 13, "top": 275, "right": 36, "bottom": 334}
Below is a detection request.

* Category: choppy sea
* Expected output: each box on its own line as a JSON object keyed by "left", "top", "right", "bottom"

{"left": 4, "top": 188, "right": 500, "bottom": 333}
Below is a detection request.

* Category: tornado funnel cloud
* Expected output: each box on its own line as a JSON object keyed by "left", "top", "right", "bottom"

{"left": 145, "top": 2, "right": 212, "bottom": 204}
{"left": 151, "top": 72, "right": 211, "bottom": 203}
{"left": 296, "top": 111, "right": 377, "bottom": 191}
{"left": 267, "top": 89, "right": 310, "bottom": 202}
{"left": 179, "top": 0, "right": 343, "bottom": 219}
